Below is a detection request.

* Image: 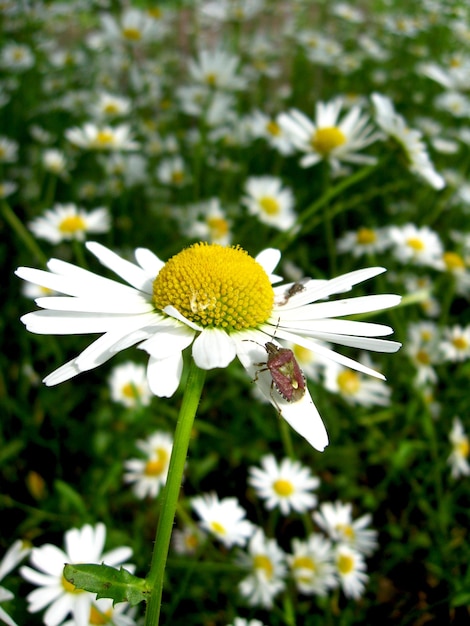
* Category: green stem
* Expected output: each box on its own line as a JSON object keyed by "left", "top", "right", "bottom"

{"left": 1, "top": 200, "right": 48, "bottom": 265}
{"left": 144, "top": 359, "right": 206, "bottom": 626}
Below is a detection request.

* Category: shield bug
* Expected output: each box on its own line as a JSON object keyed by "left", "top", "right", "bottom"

{"left": 246, "top": 339, "right": 306, "bottom": 409}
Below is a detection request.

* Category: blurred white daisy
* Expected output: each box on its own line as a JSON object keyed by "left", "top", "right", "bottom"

{"left": 181, "top": 198, "right": 232, "bottom": 246}
{"left": 313, "top": 501, "right": 378, "bottom": 556}
{"left": 124, "top": 431, "right": 173, "bottom": 499}
{"left": 0, "top": 180, "right": 17, "bottom": 198}
{"left": 65, "top": 123, "right": 139, "bottom": 151}
{"left": 288, "top": 534, "right": 337, "bottom": 596}
{"left": 188, "top": 49, "right": 247, "bottom": 91}
{"left": 0, "top": 43, "right": 34, "bottom": 71}
{"left": 323, "top": 356, "right": 391, "bottom": 407}
{"left": 372, "top": 92, "right": 445, "bottom": 190}
{"left": 248, "top": 454, "right": 319, "bottom": 515}
{"left": 191, "top": 493, "right": 254, "bottom": 548}
{"left": 16, "top": 241, "right": 400, "bottom": 452}
{"left": 387, "top": 223, "right": 443, "bottom": 268}
{"left": 109, "top": 361, "right": 152, "bottom": 408}
{"left": 62, "top": 598, "right": 137, "bottom": 626}
{"left": 406, "top": 321, "right": 441, "bottom": 386}
{"left": 0, "top": 137, "right": 18, "bottom": 162}
{"left": 242, "top": 176, "right": 296, "bottom": 231}
{"left": 448, "top": 417, "right": 470, "bottom": 479}
{"left": 248, "top": 110, "right": 295, "bottom": 155}
{"left": 42, "top": 149, "right": 68, "bottom": 178}
{"left": 0, "top": 540, "right": 30, "bottom": 626}
{"left": 334, "top": 544, "right": 368, "bottom": 599}
{"left": 20, "top": 523, "right": 133, "bottom": 626}
{"left": 28, "top": 204, "right": 110, "bottom": 244}
{"left": 172, "top": 525, "right": 206, "bottom": 556}
{"left": 91, "top": 92, "right": 131, "bottom": 119}
{"left": 439, "top": 325, "right": 470, "bottom": 362}
{"left": 337, "top": 226, "right": 391, "bottom": 258}
{"left": 226, "top": 619, "right": 266, "bottom": 626}
{"left": 100, "top": 7, "right": 165, "bottom": 44}
{"left": 156, "top": 156, "right": 190, "bottom": 187}
{"left": 278, "top": 98, "right": 380, "bottom": 172}
{"left": 236, "top": 528, "right": 286, "bottom": 608}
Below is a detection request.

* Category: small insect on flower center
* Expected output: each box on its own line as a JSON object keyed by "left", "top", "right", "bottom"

{"left": 273, "top": 478, "right": 295, "bottom": 497}
{"left": 253, "top": 554, "right": 274, "bottom": 579}
{"left": 337, "top": 552, "right": 355, "bottom": 574}
{"left": 152, "top": 243, "right": 274, "bottom": 331}
{"left": 443, "top": 251, "right": 465, "bottom": 271}
{"left": 58, "top": 215, "right": 87, "bottom": 235}
{"left": 356, "top": 227, "right": 377, "bottom": 245}
{"left": 259, "top": 196, "right": 280, "bottom": 216}
{"left": 311, "top": 126, "right": 347, "bottom": 155}
{"left": 337, "top": 370, "right": 361, "bottom": 395}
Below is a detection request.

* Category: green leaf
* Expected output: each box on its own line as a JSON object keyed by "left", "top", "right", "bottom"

{"left": 63, "top": 563, "right": 151, "bottom": 606}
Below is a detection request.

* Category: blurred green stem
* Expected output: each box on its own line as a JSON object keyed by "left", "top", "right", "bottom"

{"left": 1, "top": 200, "right": 47, "bottom": 265}
{"left": 144, "top": 360, "right": 206, "bottom": 626}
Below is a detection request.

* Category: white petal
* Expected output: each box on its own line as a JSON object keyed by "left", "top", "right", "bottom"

{"left": 192, "top": 328, "right": 237, "bottom": 369}
{"left": 163, "top": 305, "right": 203, "bottom": 331}
{"left": 86, "top": 241, "right": 153, "bottom": 292}
{"left": 255, "top": 248, "right": 281, "bottom": 275}
{"left": 134, "top": 247, "right": 165, "bottom": 276}
{"left": 20, "top": 311, "right": 156, "bottom": 335}
{"left": 34, "top": 295, "right": 153, "bottom": 314}
{"left": 147, "top": 353, "right": 183, "bottom": 397}
{"left": 138, "top": 325, "right": 194, "bottom": 359}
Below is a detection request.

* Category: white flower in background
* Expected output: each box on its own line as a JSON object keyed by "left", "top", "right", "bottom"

{"left": 387, "top": 223, "right": 443, "bottom": 268}
{"left": 248, "top": 454, "right": 319, "bottom": 515}
{"left": 200, "top": 0, "right": 264, "bottom": 22}
{"left": 62, "top": 598, "right": 137, "bottom": 626}
{"left": 248, "top": 110, "right": 295, "bottom": 155}
{"left": 242, "top": 176, "right": 296, "bottom": 231}
{"left": 100, "top": 7, "right": 165, "bottom": 44}
{"left": 434, "top": 91, "right": 470, "bottom": 118}
{"left": 156, "top": 156, "right": 190, "bottom": 186}
{"left": 288, "top": 535, "right": 337, "bottom": 596}
{"left": 0, "top": 137, "right": 18, "bottom": 162}
{"left": 283, "top": 340, "right": 331, "bottom": 382}
{"left": 313, "top": 501, "right": 378, "bottom": 556}
{"left": 226, "top": 619, "right": 266, "bottom": 626}
{"left": 439, "top": 325, "right": 470, "bottom": 362}
{"left": 323, "top": 356, "right": 391, "bottom": 407}
{"left": 16, "top": 241, "right": 400, "bottom": 452}
{"left": 65, "top": 123, "right": 139, "bottom": 151}
{"left": 236, "top": 528, "right": 286, "bottom": 608}
{"left": 0, "top": 43, "right": 35, "bottom": 71}
{"left": 182, "top": 198, "right": 233, "bottom": 246}
{"left": 191, "top": 493, "right": 254, "bottom": 548}
{"left": 20, "top": 523, "right": 133, "bottom": 626}
{"left": 0, "top": 540, "right": 30, "bottom": 626}
{"left": 90, "top": 92, "right": 132, "bottom": 118}
{"left": 406, "top": 321, "right": 441, "bottom": 386}
{"left": 419, "top": 57, "right": 470, "bottom": 92}
{"left": 109, "top": 361, "right": 152, "bottom": 407}
{"left": 42, "top": 149, "right": 68, "bottom": 177}
{"left": 448, "top": 417, "right": 470, "bottom": 479}
{"left": 0, "top": 181, "right": 17, "bottom": 198}
{"left": 28, "top": 204, "right": 110, "bottom": 244}
{"left": 337, "top": 226, "right": 391, "bottom": 258}
{"left": 372, "top": 92, "right": 445, "bottom": 190}
{"left": 188, "top": 49, "right": 247, "bottom": 91}
{"left": 124, "top": 431, "right": 173, "bottom": 499}
{"left": 334, "top": 544, "right": 368, "bottom": 599}
{"left": 172, "top": 525, "right": 206, "bottom": 556}
{"left": 278, "top": 97, "right": 380, "bottom": 172}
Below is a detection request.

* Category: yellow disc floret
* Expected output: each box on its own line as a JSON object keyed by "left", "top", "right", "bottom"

{"left": 152, "top": 243, "right": 274, "bottom": 331}
{"left": 311, "top": 126, "right": 346, "bottom": 155}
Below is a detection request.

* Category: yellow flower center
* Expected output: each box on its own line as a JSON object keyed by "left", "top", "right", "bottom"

{"left": 210, "top": 521, "right": 226, "bottom": 535}
{"left": 259, "top": 196, "right": 280, "bottom": 216}
{"left": 311, "top": 126, "right": 346, "bottom": 155}
{"left": 337, "top": 370, "right": 361, "bottom": 395}
{"left": 122, "top": 27, "right": 142, "bottom": 41}
{"left": 416, "top": 349, "right": 431, "bottom": 365}
{"left": 59, "top": 215, "right": 86, "bottom": 235}
{"left": 293, "top": 344, "right": 314, "bottom": 364}
{"left": 406, "top": 237, "right": 425, "bottom": 252}
{"left": 266, "top": 120, "right": 281, "bottom": 136}
{"left": 452, "top": 336, "right": 468, "bottom": 351}
{"left": 152, "top": 243, "right": 274, "bottom": 331}
{"left": 90, "top": 605, "right": 113, "bottom": 625}
{"left": 443, "top": 251, "right": 465, "bottom": 271}
{"left": 457, "top": 438, "right": 470, "bottom": 458}
{"left": 337, "top": 553, "right": 355, "bottom": 574}
{"left": 171, "top": 170, "right": 184, "bottom": 185}
{"left": 207, "top": 216, "right": 229, "bottom": 239}
{"left": 420, "top": 329, "right": 433, "bottom": 342}
{"left": 356, "top": 227, "right": 377, "bottom": 245}
{"left": 292, "top": 555, "right": 316, "bottom": 572}
{"left": 336, "top": 523, "right": 355, "bottom": 539}
{"left": 273, "top": 478, "right": 294, "bottom": 497}
{"left": 185, "top": 533, "right": 200, "bottom": 550}
{"left": 205, "top": 72, "right": 218, "bottom": 87}
{"left": 94, "top": 130, "right": 115, "bottom": 147}
{"left": 253, "top": 554, "right": 274, "bottom": 579}
{"left": 62, "top": 575, "right": 84, "bottom": 594}
{"left": 103, "top": 103, "right": 120, "bottom": 115}
{"left": 121, "top": 382, "right": 140, "bottom": 399}
{"left": 144, "top": 448, "right": 169, "bottom": 476}
{"left": 147, "top": 8, "right": 162, "bottom": 19}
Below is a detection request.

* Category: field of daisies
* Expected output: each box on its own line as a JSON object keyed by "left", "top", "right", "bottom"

{"left": 2, "top": 1, "right": 470, "bottom": 625}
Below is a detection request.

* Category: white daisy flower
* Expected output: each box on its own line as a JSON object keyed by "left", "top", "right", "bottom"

{"left": 65, "top": 123, "right": 139, "bottom": 151}
{"left": 172, "top": 526, "right": 206, "bottom": 556}
{"left": 188, "top": 49, "right": 247, "bottom": 91}
{"left": 42, "top": 149, "right": 68, "bottom": 177}
{"left": 334, "top": 544, "right": 368, "bottom": 599}
{"left": 323, "top": 356, "right": 392, "bottom": 407}
{"left": 337, "top": 226, "right": 391, "bottom": 258}
{"left": 387, "top": 223, "right": 443, "bottom": 268}
{"left": 226, "top": 619, "right": 266, "bottom": 626}
{"left": 288, "top": 534, "right": 337, "bottom": 596}
{"left": 28, "top": 204, "right": 110, "bottom": 244}
{"left": 0, "top": 43, "right": 35, "bottom": 71}
{"left": 371, "top": 92, "right": 445, "bottom": 190}
{"left": 191, "top": 493, "right": 254, "bottom": 548}
{"left": 181, "top": 197, "right": 232, "bottom": 246}
{"left": 0, "top": 137, "right": 18, "bottom": 163}
{"left": 20, "top": 523, "right": 133, "bottom": 626}
{"left": 91, "top": 92, "right": 131, "bottom": 118}
{"left": 448, "top": 417, "right": 470, "bottom": 479}
{"left": 156, "top": 156, "right": 190, "bottom": 187}
{"left": 248, "top": 454, "right": 319, "bottom": 515}
{"left": 313, "top": 501, "right": 378, "bottom": 556}
{"left": 0, "top": 180, "right": 17, "bottom": 199}
{"left": 406, "top": 322, "right": 441, "bottom": 386}
{"left": 62, "top": 598, "right": 138, "bottom": 626}
{"left": 236, "top": 528, "right": 286, "bottom": 608}
{"left": 123, "top": 431, "right": 173, "bottom": 499}
{"left": 242, "top": 176, "right": 296, "bottom": 231}
{"left": 16, "top": 241, "right": 401, "bottom": 452}
{"left": 278, "top": 98, "right": 380, "bottom": 172}
{"left": 248, "top": 110, "right": 295, "bottom": 155}
{"left": 109, "top": 361, "right": 152, "bottom": 408}
{"left": 439, "top": 325, "right": 470, "bottom": 362}
{"left": 100, "top": 7, "right": 164, "bottom": 44}
{"left": 0, "top": 540, "right": 30, "bottom": 626}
